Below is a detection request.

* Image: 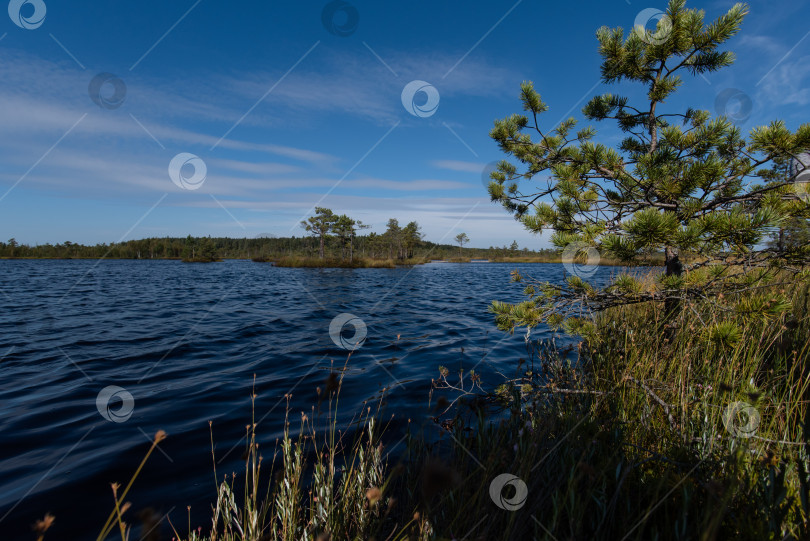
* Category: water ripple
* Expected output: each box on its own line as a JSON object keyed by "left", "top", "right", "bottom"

{"left": 0, "top": 259, "right": 624, "bottom": 539}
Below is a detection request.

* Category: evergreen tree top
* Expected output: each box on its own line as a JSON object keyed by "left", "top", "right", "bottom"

{"left": 487, "top": 0, "right": 810, "bottom": 334}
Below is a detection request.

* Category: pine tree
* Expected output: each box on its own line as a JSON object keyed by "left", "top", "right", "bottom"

{"left": 385, "top": 219, "right": 402, "bottom": 259}
{"left": 300, "top": 207, "right": 337, "bottom": 259}
{"left": 198, "top": 236, "right": 217, "bottom": 262}
{"left": 455, "top": 233, "right": 469, "bottom": 257}
{"left": 403, "top": 221, "right": 423, "bottom": 259}
{"left": 181, "top": 235, "right": 196, "bottom": 261}
{"left": 487, "top": 0, "right": 810, "bottom": 333}
{"left": 333, "top": 214, "right": 369, "bottom": 261}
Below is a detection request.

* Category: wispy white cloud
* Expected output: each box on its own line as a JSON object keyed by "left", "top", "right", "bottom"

{"left": 736, "top": 34, "right": 784, "bottom": 57}
{"left": 757, "top": 55, "right": 810, "bottom": 107}
{"left": 339, "top": 176, "right": 471, "bottom": 191}
{"left": 218, "top": 47, "right": 520, "bottom": 125}
{"left": 0, "top": 44, "right": 535, "bottom": 246}
{"left": 431, "top": 159, "right": 486, "bottom": 173}
{"left": 207, "top": 159, "right": 303, "bottom": 176}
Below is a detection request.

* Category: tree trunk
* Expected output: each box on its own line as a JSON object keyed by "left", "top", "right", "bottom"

{"left": 665, "top": 246, "right": 682, "bottom": 277}
{"left": 319, "top": 235, "right": 325, "bottom": 259}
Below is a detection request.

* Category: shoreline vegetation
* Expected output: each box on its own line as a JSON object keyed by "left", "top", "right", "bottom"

{"left": 42, "top": 268, "right": 808, "bottom": 541}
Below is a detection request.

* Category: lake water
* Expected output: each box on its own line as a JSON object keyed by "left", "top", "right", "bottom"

{"left": 0, "top": 259, "right": 623, "bottom": 539}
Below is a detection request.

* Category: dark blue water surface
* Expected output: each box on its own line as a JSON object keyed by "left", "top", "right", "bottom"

{"left": 0, "top": 259, "right": 624, "bottom": 540}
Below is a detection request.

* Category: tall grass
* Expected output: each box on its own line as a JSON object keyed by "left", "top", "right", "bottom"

{"left": 411, "top": 275, "right": 809, "bottom": 539}
{"left": 176, "top": 378, "right": 401, "bottom": 541}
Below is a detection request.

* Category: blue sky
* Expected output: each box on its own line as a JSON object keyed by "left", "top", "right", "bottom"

{"left": 1, "top": 0, "right": 808, "bottom": 248}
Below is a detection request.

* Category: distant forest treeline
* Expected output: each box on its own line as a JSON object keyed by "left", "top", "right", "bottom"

{"left": 0, "top": 233, "right": 552, "bottom": 261}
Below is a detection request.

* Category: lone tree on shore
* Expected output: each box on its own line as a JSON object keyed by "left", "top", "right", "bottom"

{"left": 455, "top": 232, "right": 469, "bottom": 257}
{"left": 487, "top": 0, "right": 810, "bottom": 335}
{"left": 301, "top": 207, "right": 337, "bottom": 259}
